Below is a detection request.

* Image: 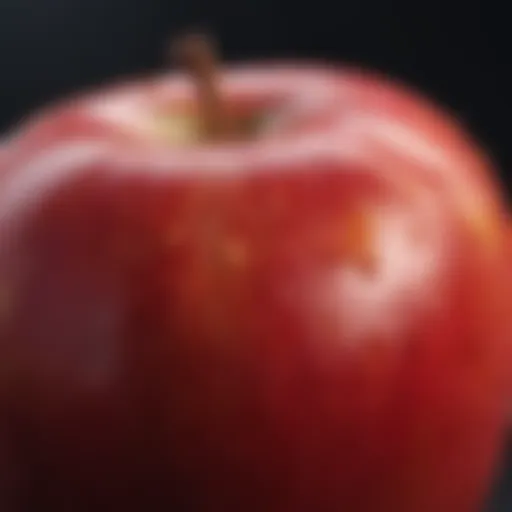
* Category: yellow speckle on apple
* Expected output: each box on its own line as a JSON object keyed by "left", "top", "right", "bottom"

{"left": 222, "top": 238, "right": 249, "bottom": 268}
{"left": 341, "top": 209, "right": 377, "bottom": 273}
{"left": 461, "top": 195, "right": 504, "bottom": 257}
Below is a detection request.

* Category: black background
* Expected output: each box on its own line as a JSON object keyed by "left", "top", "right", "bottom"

{"left": 0, "top": 0, "right": 510, "bottom": 509}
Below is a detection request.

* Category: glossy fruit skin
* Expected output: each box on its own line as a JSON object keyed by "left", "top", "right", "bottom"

{"left": 0, "top": 65, "right": 510, "bottom": 512}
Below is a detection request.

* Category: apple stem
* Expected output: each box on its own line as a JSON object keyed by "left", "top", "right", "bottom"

{"left": 172, "top": 33, "right": 232, "bottom": 140}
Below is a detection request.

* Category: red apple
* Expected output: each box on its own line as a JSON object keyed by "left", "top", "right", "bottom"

{"left": 0, "top": 52, "right": 510, "bottom": 511}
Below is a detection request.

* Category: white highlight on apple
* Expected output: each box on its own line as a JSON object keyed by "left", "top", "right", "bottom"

{"left": 312, "top": 201, "right": 447, "bottom": 352}
{"left": 0, "top": 141, "right": 110, "bottom": 228}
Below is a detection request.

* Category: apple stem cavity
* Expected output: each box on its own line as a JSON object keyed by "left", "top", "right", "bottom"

{"left": 172, "top": 33, "right": 234, "bottom": 141}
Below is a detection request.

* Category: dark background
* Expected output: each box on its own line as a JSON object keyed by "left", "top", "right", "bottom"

{"left": 0, "top": 0, "right": 510, "bottom": 509}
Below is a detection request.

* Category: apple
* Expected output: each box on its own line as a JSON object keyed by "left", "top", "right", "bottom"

{"left": 0, "top": 36, "right": 511, "bottom": 511}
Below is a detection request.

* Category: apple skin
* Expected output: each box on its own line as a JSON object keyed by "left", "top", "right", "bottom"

{"left": 0, "top": 65, "right": 510, "bottom": 511}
